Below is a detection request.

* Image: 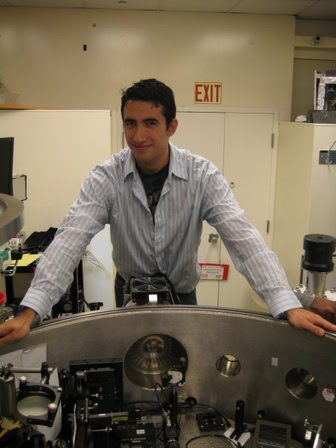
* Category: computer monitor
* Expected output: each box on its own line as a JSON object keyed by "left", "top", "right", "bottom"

{"left": 0, "top": 137, "right": 14, "bottom": 195}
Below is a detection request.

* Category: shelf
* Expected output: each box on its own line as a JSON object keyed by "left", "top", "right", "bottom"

{"left": 0, "top": 105, "right": 50, "bottom": 110}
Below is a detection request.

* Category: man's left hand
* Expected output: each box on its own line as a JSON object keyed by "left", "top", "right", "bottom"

{"left": 286, "top": 308, "right": 336, "bottom": 336}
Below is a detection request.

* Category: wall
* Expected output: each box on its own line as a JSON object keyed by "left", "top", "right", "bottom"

{"left": 0, "top": 7, "right": 295, "bottom": 121}
{"left": 272, "top": 122, "right": 314, "bottom": 286}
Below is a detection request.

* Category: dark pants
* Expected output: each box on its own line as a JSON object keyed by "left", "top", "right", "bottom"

{"left": 114, "top": 272, "right": 197, "bottom": 308}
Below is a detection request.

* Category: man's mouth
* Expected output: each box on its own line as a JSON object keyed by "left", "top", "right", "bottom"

{"left": 133, "top": 144, "right": 151, "bottom": 151}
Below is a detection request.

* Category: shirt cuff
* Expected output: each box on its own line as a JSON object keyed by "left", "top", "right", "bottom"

{"left": 265, "top": 290, "right": 303, "bottom": 318}
{"left": 17, "top": 305, "right": 41, "bottom": 327}
{"left": 20, "top": 288, "right": 51, "bottom": 322}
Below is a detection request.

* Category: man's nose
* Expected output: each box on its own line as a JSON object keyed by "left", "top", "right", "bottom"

{"left": 133, "top": 125, "right": 146, "bottom": 142}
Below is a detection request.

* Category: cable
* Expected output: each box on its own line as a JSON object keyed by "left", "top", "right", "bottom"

{"left": 185, "top": 434, "right": 241, "bottom": 448}
{"left": 83, "top": 250, "right": 103, "bottom": 269}
{"left": 154, "top": 383, "right": 169, "bottom": 410}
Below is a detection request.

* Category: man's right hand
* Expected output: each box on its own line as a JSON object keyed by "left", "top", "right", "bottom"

{"left": 0, "top": 308, "right": 36, "bottom": 349}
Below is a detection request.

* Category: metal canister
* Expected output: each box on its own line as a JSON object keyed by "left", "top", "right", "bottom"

{"left": 0, "top": 371, "right": 17, "bottom": 420}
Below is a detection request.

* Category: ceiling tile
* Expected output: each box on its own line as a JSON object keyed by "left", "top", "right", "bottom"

{"left": 83, "top": 0, "right": 160, "bottom": 10}
{"left": 298, "top": 0, "right": 336, "bottom": 19}
{"left": 1, "top": 0, "right": 336, "bottom": 20}
{"left": 3, "top": 0, "right": 83, "bottom": 7}
{"left": 159, "top": 0, "right": 238, "bottom": 13}
{"left": 230, "top": 0, "right": 319, "bottom": 15}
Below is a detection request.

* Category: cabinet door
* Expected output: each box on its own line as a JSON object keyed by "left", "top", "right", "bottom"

{"left": 219, "top": 113, "right": 275, "bottom": 311}
{"left": 172, "top": 111, "right": 275, "bottom": 310}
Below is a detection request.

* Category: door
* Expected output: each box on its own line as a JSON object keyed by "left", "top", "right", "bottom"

{"left": 172, "top": 110, "right": 276, "bottom": 310}
{"left": 219, "top": 112, "right": 275, "bottom": 311}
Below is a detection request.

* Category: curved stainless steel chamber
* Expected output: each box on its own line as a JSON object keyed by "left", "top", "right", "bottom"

{"left": 1, "top": 306, "right": 336, "bottom": 441}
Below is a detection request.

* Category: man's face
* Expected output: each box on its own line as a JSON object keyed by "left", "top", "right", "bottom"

{"left": 123, "top": 100, "right": 178, "bottom": 174}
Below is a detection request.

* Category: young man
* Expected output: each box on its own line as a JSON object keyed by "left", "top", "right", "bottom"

{"left": 0, "top": 78, "right": 336, "bottom": 349}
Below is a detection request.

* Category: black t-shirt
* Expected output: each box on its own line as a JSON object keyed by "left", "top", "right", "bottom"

{"left": 138, "top": 163, "right": 169, "bottom": 222}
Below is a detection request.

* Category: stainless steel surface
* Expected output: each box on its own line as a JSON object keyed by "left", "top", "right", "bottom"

{"left": 0, "top": 193, "right": 24, "bottom": 246}
{"left": 306, "top": 271, "right": 327, "bottom": 297}
{"left": 1, "top": 306, "right": 336, "bottom": 441}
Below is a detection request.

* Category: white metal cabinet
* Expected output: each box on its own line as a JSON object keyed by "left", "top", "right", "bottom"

{"left": 172, "top": 108, "right": 277, "bottom": 311}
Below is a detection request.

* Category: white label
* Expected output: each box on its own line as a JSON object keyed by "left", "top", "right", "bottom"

{"left": 199, "top": 263, "right": 229, "bottom": 280}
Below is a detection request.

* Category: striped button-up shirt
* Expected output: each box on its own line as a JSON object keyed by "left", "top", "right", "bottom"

{"left": 21, "top": 144, "right": 302, "bottom": 319}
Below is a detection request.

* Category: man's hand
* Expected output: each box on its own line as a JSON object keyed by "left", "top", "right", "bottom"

{"left": 0, "top": 308, "right": 36, "bottom": 349}
{"left": 286, "top": 307, "right": 336, "bottom": 336}
{"left": 310, "top": 297, "right": 336, "bottom": 324}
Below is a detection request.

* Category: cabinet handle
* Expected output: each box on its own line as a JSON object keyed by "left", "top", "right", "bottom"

{"left": 208, "top": 233, "right": 219, "bottom": 244}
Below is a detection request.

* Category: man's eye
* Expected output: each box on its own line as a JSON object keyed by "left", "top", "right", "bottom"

{"left": 124, "top": 121, "right": 135, "bottom": 128}
{"left": 146, "top": 121, "right": 157, "bottom": 127}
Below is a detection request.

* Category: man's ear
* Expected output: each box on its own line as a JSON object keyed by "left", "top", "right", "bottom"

{"left": 167, "top": 118, "right": 178, "bottom": 137}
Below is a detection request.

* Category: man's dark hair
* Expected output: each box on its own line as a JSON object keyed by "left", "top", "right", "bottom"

{"left": 121, "top": 78, "right": 176, "bottom": 128}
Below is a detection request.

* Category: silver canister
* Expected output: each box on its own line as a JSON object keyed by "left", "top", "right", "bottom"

{"left": 0, "top": 371, "right": 17, "bottom": 420}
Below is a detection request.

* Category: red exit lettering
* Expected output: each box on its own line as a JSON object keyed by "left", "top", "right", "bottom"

{"left": 194, "top": 82, "right": 222, "bottom": 104}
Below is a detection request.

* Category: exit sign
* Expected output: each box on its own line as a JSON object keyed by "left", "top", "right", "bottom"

{"left": 194, "top": 82, "right": 222, "bottom": 104}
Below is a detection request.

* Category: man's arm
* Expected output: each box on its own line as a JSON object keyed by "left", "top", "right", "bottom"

{"left": 0, "top": 163, "right": 113, "bottom": 349}
{"left": 0, "top": 308, "right": 36, "bottom": 349}
{"left": 20, "top": 164, "right": 112, "bottom": 319}
{"left": 202, "top": 169, "right": 336, "bottom": 336}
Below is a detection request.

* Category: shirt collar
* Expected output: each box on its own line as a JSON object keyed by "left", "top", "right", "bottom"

{"left": 122, "top": 143, "right": 188, "bottom": 181}
{"left": 123, "top": 148, "right": 137, "bottom": 180}
{"left": 169, "top": 143, "right": 188, "bottom": 181}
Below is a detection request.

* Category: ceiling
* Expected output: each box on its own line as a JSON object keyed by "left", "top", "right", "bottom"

{"left": 0, "top": 0, "right": 336, "bottom": 21}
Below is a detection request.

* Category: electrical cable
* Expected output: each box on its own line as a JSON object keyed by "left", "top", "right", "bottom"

{"left": 83, "top": 250, "right": 103, "bottom": 269}
{"left": 154, "top": 383, "right": 169, "bottom": 410}
{"left": 185, "top": 434, "right": 241, "bottom": 448}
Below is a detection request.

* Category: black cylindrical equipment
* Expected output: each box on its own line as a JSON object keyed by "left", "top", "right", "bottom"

{"left": 302, "top": 234, "right": 335, "bottom": 273}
